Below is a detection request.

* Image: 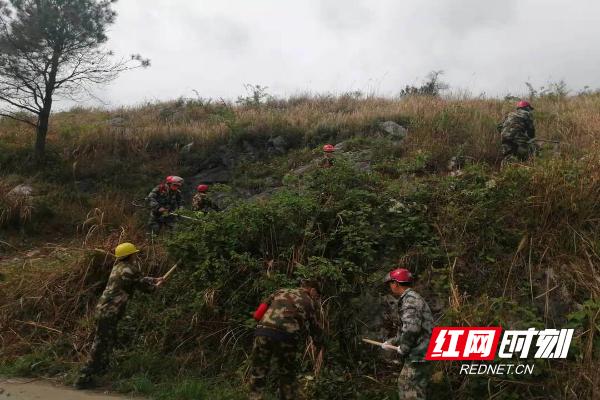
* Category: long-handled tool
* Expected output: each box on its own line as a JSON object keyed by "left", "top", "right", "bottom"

{"left": 131, "top": 199, "right": 202, "bottom": 222}
{"left": 170, "top": 212, "right": 202, "bottom": 222}
{"left": 162, "top": 261, "right": 180, "bottom": 281}
{"left": 362, "top": 338, "right": 399, "bottom": 351}
{"left": 534, "top": 138, "right": 560, "bottom": 144}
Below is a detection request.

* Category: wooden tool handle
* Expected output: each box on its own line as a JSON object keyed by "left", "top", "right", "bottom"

{"left": 162, "top": 263, "right": 178, "bottom": 280}
{"left": 362, "top": 338, "right": 399, "bottom": 351}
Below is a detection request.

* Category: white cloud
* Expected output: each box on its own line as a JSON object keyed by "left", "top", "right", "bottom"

{"left": 76, "top": 0, "right": 600, "bottom": 108}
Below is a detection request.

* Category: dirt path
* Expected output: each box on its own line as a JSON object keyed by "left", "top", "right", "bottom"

{"left": 0, "top": 379, "right": 142, "bottom": 400}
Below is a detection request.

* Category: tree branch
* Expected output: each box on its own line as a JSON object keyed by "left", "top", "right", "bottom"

{"left": 0, "top": 93, "right": 39, "bottom": 113}
{"left": 0, "top": 112, "right": 37, "bottom": 127}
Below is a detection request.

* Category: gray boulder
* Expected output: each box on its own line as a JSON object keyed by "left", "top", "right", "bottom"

{"left": 192, "top": 166, "right": 231, "bottom": 184}
{"left": 7, "top": 184, "right": 33, "bottom": 198}
{"left": 267, "top": 136, "right": 288, "bottom": 155}
{"left": 291, "top": 164, "right": 314, "bottom": 176}
{"left": 107, "top": 117, "right": 126, "bottom": 127}
{"left": 334, "top": 141, "right": 347, "bottom": 152}
{"left": 356, "top": 161, "right": 372, "bottom": 172}
{"left": 218, "top": 145, "right": 237, "bottom": 168}
{"left": 379, "top": 121, "right": 408, "bottom": 141}
{"left": 249, "top": 187, "right": 280, "bottom": 203}
{"left": 242, "top": 140, "right": 262, "bottom": 160}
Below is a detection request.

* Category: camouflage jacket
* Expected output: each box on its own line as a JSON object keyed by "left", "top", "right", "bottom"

{"left": 389, "top": 289, "right": 434, "bottom": 361}
{"left": 499, "top": 109, "right": 535, "bottom": 144}
{"left": 146, "top": 184, "right": 183, "bottom": 213}
{"left": 95, "top": 260, "right": 156, "bottom": 319}
{"left": 257, "top": 288, "right": 323, "bottom": 343}
{"left": 191, "top": 193, "right": 217, "bottom": 212}
{"left": 319, "top": 156, "right": 334, "bottom": 169}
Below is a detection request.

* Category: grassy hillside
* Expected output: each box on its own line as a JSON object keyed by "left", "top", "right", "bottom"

{"left": 1, "top": 94, "right": 599, "bottom": 399}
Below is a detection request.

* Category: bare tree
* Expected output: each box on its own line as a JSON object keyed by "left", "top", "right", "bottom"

{"left": 0, "top": 0, "right": 149, "bottom": 162}
{"left": 399, "top": 70, "right": 449, "bottom": 98}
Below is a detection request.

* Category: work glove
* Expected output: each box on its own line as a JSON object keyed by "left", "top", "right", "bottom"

{"left": 396, "top": 346, "right": 407, "bottom": 358}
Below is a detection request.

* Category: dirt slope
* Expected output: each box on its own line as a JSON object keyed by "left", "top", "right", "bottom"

{"left": 0, "top": 379, "right": 141, "bottom": 400}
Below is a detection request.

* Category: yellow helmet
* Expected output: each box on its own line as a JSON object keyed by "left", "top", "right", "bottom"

{"left": 114, "top": 242, "right": 140, "bottom": 260}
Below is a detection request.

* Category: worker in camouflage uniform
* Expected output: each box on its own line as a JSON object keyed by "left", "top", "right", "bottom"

{"left": 498, "top": 100, "right": 536, "bottom": 161}
{"left": 74, "top": 243, "right": 164, "bottom": 389}
{"left": 145, "top": 175, "right": 184, "bottom": 234}
{"left": 191, "top": 184, "right": 217, "bottom": 213}
{"left": 248, "top": 279, "right": 324, "bottom": 400}
{"left": 319, "top": 144, "right": 335, "bottom": 168}
{"left": 381, "top": 268, "right": 434, "bottom": 400}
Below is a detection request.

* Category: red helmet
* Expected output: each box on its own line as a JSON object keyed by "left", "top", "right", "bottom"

{"left": 197, "top": 184, "right": 209, "bottom": 193}
{"left": 517, "top": 100, "right": 533, "bottom": 109}
{"left": 384, "top": 268, "right": 413, "bottom": 284}
{"left": 323, "top": 144, "right": 335, "bottom": 153}
{"left": 166, "top": 176, "right": 184, "bottom": 185}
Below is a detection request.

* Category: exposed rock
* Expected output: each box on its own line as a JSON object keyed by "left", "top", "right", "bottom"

{"left": 218, "top": 145, "right": 237, "bottom": 168}
{"left": 356, "top": 160, "right": 372, "bottom": 172}
{"left": 192, "top": 166, "right": 231, "bottom": 184}
{"left": 448, "top": 155, "right": 475, "bottom": 176}
{"left": 334, "top": 141, "right": 347, "bottom": 152}
{"left": 107, "top": 117, "right": 126, "bottom": 127}
{"left": 242, "top": 140, "right": 259, "bottom": 159}
{"left": 7, "top": 184, "right": 33, "bottom": 198}
{"left": 448, "top": 156, "right": 465, "bottom": 177}
{"left": 291, "top": 163, "right": 316, "bottom": 176}
{"left": 379, "top": 121, "right": 408, "bottom": 141}
{"left": 249, "top": 187, "right": 279, "bottom": 202}
{"left": 180, "top": 142, "right": 194, "bottom": 153}
{"left": 267, "top": 136, "right": 288, "bottom": 155}
{"left": 447, "top": 156, "right": 464, "bottom": 172}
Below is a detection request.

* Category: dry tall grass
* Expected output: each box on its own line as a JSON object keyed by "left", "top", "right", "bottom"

{"left": 2, "top": 94, "right": 599, "bottom": 168}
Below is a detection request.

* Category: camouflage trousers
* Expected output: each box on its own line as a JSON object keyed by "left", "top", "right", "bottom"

{"left": 76, "top": 312, "right": 122, "bottom": 383}
{"left": 501, "top": 141, "right": 537, "bottom": 162}
{"left": 248, "top": 335, "right": 298, "bottom": 400}
{"left": 398, "top": 360, "right": 432, "bottom": 400}
{"left": 148, "top": 212, "right": 176, "bottom": 234}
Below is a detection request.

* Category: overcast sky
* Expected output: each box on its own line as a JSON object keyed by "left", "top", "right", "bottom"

{"left": 81, "top": 0, "right": 600, "bottom": 107}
